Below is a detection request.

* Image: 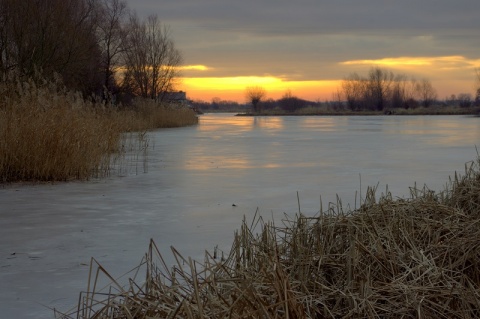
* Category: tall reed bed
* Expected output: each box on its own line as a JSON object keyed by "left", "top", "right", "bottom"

{"left": 0, "top": 78, "right": 197, "bottom": 182}
{"left": 59, "top": 157, "right": 480, "bottom": 318}
{"left": 0, "top": 78, "right": 118, "bottom": 181}
{"left": 114, "top": 99, "right": 199, "bottom": 132}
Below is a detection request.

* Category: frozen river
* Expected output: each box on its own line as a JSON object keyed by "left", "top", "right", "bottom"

{"left": 1, "top": 113, "right": 479, "bottom": 318}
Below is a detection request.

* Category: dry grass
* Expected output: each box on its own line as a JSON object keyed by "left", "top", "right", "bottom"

{"left": 0, "top": 78, "right": 197, "bottom": 182}
{"left": 58, "top": 157, "right": 480, "bottom": 318}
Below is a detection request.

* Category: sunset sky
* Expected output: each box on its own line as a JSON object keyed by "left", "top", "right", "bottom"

{"left": 125, "top": 0, "right": 479, "bottom": 103}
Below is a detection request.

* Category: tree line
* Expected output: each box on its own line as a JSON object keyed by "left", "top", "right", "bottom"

{"left": 337, "top": 67, "right": 439, "bottom": 111}
{"left": 0, "top": 0, "right": 181, "bottom": 103}
{"left": 242, "top": 67, "right": 480, "bottom": 114}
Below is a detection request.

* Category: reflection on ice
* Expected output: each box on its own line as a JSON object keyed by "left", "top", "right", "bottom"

{"left": 252, "top": 116, "right": 284, "bottom": 131}
{"left": 198, "top": 114, "right": 254, "bottom": 132}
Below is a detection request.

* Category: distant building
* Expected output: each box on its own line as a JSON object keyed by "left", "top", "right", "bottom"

{"left": 160, "top": 91, "right": 190, "bottom": 108}
{"left": 162, "top": 91, "right": 188, "bottom": 105}
{"left": 160, "top": 91, "right": 201, "bottom": 113}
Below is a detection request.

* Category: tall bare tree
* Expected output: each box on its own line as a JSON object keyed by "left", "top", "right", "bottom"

{"left": 415, "top": 78, "right": 437, "bottom": 107}
{"left": 245, "top": 86, "right": 266, "bottom": 113}
{"left": 0, "top": 0, "right": 102, "bottom": 94}
{"left": 122, "top": 14, "right": 182, "bottom": 100}
{"left": 96, "top": 0, "right": 128, "bottom": 99}
{"left": 342, "top": 72, "right": 367, "bottom": 111}
{"left": 366, "top": 67, "right": 395, "bottom": 111}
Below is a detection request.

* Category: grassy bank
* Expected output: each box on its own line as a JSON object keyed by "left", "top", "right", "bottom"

{"left": 61, "top": 157, "right": 480, "bottom": 318}
{"left": 0, "top": 78, "right": 197, "bottom": 183}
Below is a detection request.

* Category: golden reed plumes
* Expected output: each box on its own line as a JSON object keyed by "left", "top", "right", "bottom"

{"left": 0, "top": 78, "right": 197, "bottom": 182}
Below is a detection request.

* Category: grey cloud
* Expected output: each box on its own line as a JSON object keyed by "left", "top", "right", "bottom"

{"left": 130, "top": 0, "right": 479, "bottom": 36}
{"left": 125, "top": 0, "right": 480, "bottom": 87}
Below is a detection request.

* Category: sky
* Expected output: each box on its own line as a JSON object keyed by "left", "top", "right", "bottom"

{"left": 125, "top": 0, "right": 480, "bottom": 103}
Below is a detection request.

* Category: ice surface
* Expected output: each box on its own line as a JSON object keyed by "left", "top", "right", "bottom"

{"left": 1, "top": 114, "right": 479, "bottom": 318}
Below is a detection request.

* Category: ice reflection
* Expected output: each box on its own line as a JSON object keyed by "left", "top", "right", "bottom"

{"left": 198, "top": 114, "right": 254, "bottom": 132}
{"left": 384, "top": 116, "right": 480, "bottom": 146}
{"left": 253, "top": 117, "right": 284, "bottom": 131}
{"left": 300, "top": 116, "right": 346, "bottom": 131}
{"left": 184, "top": 153, "right": 251, "bottom": 170}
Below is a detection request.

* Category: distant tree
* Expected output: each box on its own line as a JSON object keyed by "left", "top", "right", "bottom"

{"left": 211, "top": 97, "right": 221, "bottom": 110}
{"left": 330, "top": 89, "right": 345, "bottom": 111}
{"left": 390, "top": 73, "right": 409, "bottom": 109}
{"left": 122, "top": 14, "right": 182, "bottom": 100}
{"left": 415, "top": 78, "right": 437, "bottom": 107}
{"left": 245, "top": 86, "right": 266, "bottom": 113}
{"left": 341, "top": 72, "right": 366, "bottom": 111}
{"left": 341, "top": 68, "right": 419, "bottom": 111}
{"left": 366, "top": 67, "right": 395, "bottom": 111}
{"left": 475, "top": 68, "right": 480, "bottom": 106}
{"left": 457, "top": 93, "right": 472, "bottom": 108}
{"left": 278, "top": 89, "right": 307, "bottom": 112}
{"left": 446, "top": 94, "right": 457, "bottom": 106}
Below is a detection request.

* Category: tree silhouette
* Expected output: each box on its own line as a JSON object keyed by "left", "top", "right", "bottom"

{"left": 245, "top": 86, "right": 266, "bottom": 113}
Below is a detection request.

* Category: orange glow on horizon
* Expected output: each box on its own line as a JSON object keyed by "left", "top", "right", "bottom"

{"left": 341, "top": 55, "right": 480, "bottom": 71}
{"left": 179, "top": 64, "right": 211, "bottom": 71}
{"left": 174, "top": 55, "right": 480, "bottom": 102}
{"left": 179, "top": 76, "right": 341, "bottom": 102}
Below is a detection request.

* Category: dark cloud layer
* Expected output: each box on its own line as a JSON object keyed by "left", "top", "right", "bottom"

{"left": 125, "top": 0, "right": 480, "bottom": 98}
{"left": 132, "top": 0, "right": 478, "bottom": 35}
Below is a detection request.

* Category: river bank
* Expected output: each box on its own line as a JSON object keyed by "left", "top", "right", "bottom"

{"left": 236, "top": 105, "right": 480, "bottom": 116}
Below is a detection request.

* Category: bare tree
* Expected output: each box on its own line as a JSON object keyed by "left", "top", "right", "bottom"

{"left": 122, "top": 14, "right": 182, "bottom": 100}
{"left": 341, "top": 72, "right": 367, "bottom": 111}
{"left": 415, "top": 78, "right": 437, "bottom": 107}
{"left": 245, "top": 86, "right": 266, "bottom": 113}
{"left": 0, "top": 0, "right": 102, "bottom": 94}
{"left": 330, "top": 89, "right": 345, "bottom": 110}
{"left": 96, "top": 0, "right": 128, "bottom": 100}
{"left": 390, "top": 73, "right": 408, "bottom": 109}
{"left": 457, "top": 93, "right": 472, "bottom": 108}
{"left": 341, "top": 68, "right": 396, "bottom": 111}
{"left": 366, "top": 67, "right": 395, "bottom": 111}
{"left": 475, "top": 68, "right": 480, "bottom": 106}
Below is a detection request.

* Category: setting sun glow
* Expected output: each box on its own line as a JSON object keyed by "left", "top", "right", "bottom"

{"left": 178, "top": 55, "right": 480, "bottom": 102}
{"left": 180, "top": 76, "right": 340, "bottom": 102}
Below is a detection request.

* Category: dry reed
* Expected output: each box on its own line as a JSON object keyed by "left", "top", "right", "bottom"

{"left": 0, "top": 78, "right": 197, "bottom": 182}
{"left": 115, "top": 98, "right": 199, "bottom": 132}
{"left": 57, "top": 157, "right": 480, "bottom": 318}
